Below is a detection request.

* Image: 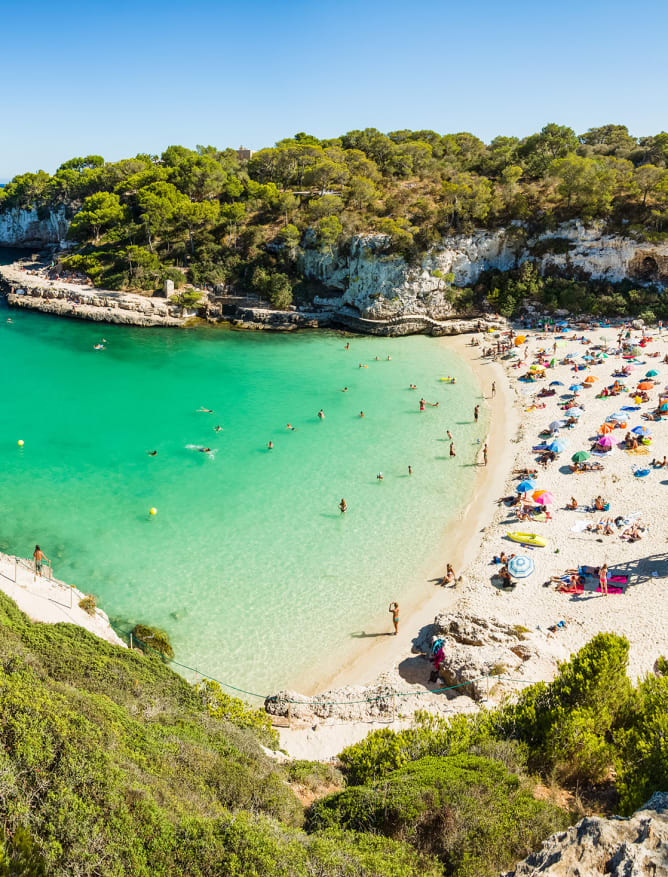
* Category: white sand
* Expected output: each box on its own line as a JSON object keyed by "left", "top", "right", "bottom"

{"left": 0, "top": 550, "right": 126, "bottom": 648}
{"left": 278, "top": 323, "right": 668, "bottom": 759}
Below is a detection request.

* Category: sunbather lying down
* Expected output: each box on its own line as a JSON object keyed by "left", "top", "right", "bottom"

{"left": 621, "top": 522, "right": 645, "bottom": 542}
{"left": 551, "top": 572, "right": 584, "bottom": 592}
{"left": 586, "top": 518, "right": 615, "bottom": 535}
{"left": 571, "top": 461, "right": 604, "bottom": 472}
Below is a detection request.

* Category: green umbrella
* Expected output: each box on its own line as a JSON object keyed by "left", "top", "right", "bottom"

{"left": 571, "top": 451, "right": 590, "bottom": 463}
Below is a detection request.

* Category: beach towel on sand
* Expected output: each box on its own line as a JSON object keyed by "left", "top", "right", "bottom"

{"left": 596, "top": 584, "right": 624, "bottom": 594}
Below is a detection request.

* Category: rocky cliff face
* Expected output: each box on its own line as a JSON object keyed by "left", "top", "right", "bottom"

{"left": 302, "top": 222, "right": 668, "bottom": 320}
{"left": 504, "top": 791, "right": 668, "bottom": 876}
{"left": 0, "top": 206, "right": 70, "bottom": 248}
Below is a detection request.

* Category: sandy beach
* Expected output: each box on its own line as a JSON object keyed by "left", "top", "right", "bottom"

{"left": 277, "top": 321, "right": 668, "bottom": 758}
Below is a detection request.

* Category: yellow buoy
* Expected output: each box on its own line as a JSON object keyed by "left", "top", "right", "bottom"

{"left": 149, "top": 507, "right": 157, "bottom": 516}
{"left": 17, "top": 440, "right": 24, "bottom": 446}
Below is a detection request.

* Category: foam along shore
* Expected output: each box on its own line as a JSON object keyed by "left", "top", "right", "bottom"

{"left": 0, "top": 550, "right": 126, "bottom": 648}
{"left": 271, "top": 322, "right": 668, "bottom": 759}
{"left": 0, "top": 262, "right": 186, "bottom": 327}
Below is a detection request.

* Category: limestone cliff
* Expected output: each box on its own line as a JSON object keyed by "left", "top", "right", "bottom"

{"left": 302, "top": 222, "right": 668, "bottom": 320}
{"left": 0, "top": 206, "right": 70, "bottom": 248}
{"left": 504, "top": 791, "right": 668, "bottom": 876}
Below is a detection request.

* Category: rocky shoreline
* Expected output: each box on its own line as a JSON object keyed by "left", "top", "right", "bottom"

{"left": 0, "top": 262, "right": 505, "bottom": 335}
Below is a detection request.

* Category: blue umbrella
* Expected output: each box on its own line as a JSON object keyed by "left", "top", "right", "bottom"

{"left": 632, "top": 425, "right": 651, "bottom": 436}
{"left": 569, "top": 384, "right": 583, "bottom": 391}
{"left": 549, "top": 381, "right": 564, "bottom": 386}
{"left": 633, "top": 467, "right": 650, "bottom": 477}
{"left": 517, "top": 480, "right": 535, "bottom": 493}
{"left": 549, "top": 420, "right": 562, "bottom": 431}
{"left": 620, "top": 405, "right": 640, "bottom": 411}
{"left": 508, "top": 555, "right": 535, "bottom": 578}
{"left": 548, "top": 439, "right": 567, "bottom": 453}
{"left": 568, "top": 407, "right": 584, "bottom": 416}
{"left": 606, "top": 412, "right": 623, "bottom": 422}
{"left": 646, "top": 370, "right": 658, "bottom": 377}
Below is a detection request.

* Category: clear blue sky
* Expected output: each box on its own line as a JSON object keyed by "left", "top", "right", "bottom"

{"left": 2, "top": 0, "right": 667, "bottom": 178}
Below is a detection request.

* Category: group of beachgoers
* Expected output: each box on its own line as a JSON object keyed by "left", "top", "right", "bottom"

{"left": 485, "top": 318, "right": 666, "bottom": 598}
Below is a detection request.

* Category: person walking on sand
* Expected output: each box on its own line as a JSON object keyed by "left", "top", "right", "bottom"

{"left": 33, "top": 545, "right": 49, "bottom": 580}
{"left": 389, "top": 602, "right": 399, "bottom": 635}
{"left": 474, "top": 405, "right": 479, "bottom": 422}
{"left": 446, "top": 429, "right": 453, "bottom": 441}
{"left": 491, "top": 382, "right": 496, "bottom": 398}
{"left": 599, "top": 563, "right": 608, "bottom": 596}
{"left": 450, "top": 442, "right": 456, "bottom": 457}
{"left": 339, "top": 498, "right": 347, "bottom": 513}
{"left": 483, "top": 443, "right": 488, "bottom": 466}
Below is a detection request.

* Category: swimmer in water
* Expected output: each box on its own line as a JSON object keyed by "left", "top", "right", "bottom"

{"left": 286, "top": 424, "right": 296, "bottom": 430}
{"left": 409, "top": 384, "right": 417, "bottom": 390}
{"left": 341, "top": 387, "right": 348, "bottom": 392}
{"left": 6, "top": 318, "right": 13, "bottom": 323}
{"left": 387, "top": 355, "right": 391, "bottom": 360}
{"left": 339, "top": 498, "right": 347, "bottom": 513}
{"left": 344, "top": 342, "right": 350, "bottom": 350}
{"left": 213, "top": 425, "right": 223, "bottom": 432}
{"left": 147, "top": 450, "right": 158, "bottom": 456}
{"left": 268, "top": 441, "right": 273, "bottom": 449}
{"left": 408, "top": 465, "right": 413, "bottom": 475}
{"left": 360, "top": 411, "right": 364, "bottom": 417}
{"left": 199, "top": 447, "right": 212, "bottom": 453}
{"left": 317, "top": 409, "right": 325, "bottom": 419}
{"left": 197, "top": 407, "right": 214, "bottom": 413}
{"left": 93, "top": 344, "right": 105, "bottom": 350}
{"left": 377, "top": 472, "right": 383, "bottom": 480}
{"left": 419, "top": 398, "right": 425, "bottom": 411}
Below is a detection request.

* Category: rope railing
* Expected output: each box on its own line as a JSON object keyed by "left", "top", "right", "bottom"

{"left": 117, "top": 624, "right": 537, "bottom": 705}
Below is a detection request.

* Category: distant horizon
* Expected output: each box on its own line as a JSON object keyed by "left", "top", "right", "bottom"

{"left": 1, "top": 0, "right": 666, "bottom": 179}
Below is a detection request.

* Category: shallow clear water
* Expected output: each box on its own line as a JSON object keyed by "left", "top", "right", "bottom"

{"left": 0, "top": 278, "right": 486, "bottom": 694}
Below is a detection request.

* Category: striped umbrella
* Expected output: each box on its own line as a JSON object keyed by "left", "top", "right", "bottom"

{"left": 508, "top": 555, "right": 535, "bottom": 578}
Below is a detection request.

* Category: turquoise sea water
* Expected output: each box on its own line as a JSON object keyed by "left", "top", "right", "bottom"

{"left": 0, "top": 272, "right": 486, "bottom": 694}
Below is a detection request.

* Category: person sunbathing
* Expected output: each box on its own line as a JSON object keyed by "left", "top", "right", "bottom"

{"left": 514, "top": 468, "right": 538, "bottom": 478}
{"left": 651, "top": 456, "right": 668, "bottom": 468}
{"left": 554, "top": 573, "right": 583, "bottom": 593}
{"left": 594, "top": 496, "right": 606, "bottom": 510}
{"left": 498, "top": 565, "right": 513, "bottom": 589}
{"left": 566, "top": 496, "right": 578, "bottom": 509}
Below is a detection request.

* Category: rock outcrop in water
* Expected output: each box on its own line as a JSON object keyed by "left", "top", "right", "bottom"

{"left": 503, "top": 791, "right": 668, "bottom": 876}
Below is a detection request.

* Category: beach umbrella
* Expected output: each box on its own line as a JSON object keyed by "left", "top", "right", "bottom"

{"left": 645, "top": 370, "right": 658, "bottom": 377}
{"left": 661, "top": 402, "right": 668, "bottom": 412}
{"left": 632, "top": 425, "right": 651, "bottom": 436}
{"left": 599, "top": 423, "right": 614, "bottom": 434}
{"left": 571, "top": 451, "right": 590, "bottom": 463}
{"left": 532, "top": 489, "right": 554, "bottom": 504}
{"left": 637, "top": 381, "right": 653, "bottom": 390}
{"left": 516, "top": 480, "right": 535, "bottom": 493}
{"left": 569, "top": 407, "right": 584, "bottom": 416}
{"left": 606, "top": 412, "right": 622, "bottom": 422}
{"left": 514, "top": 336, "right": 526, "bottom": 346}
{"left": 584, "top": 375, "right": 598, "bottom": 383}
{"left": 598, "top": 435, "right": 613, "bottom": 449}
{"left": 549, "top": 420, "right": 562, "bottom": 432}
{"left": 569, "top": 384, "right": 583, "bottom": 391}
{"left": 549, "top": 381, "right": 564, "bottom": 386}
{"left": 633, "top": 467, "right": 651, "bottom": 477}
{"left": 548, "top": 439, "right": 567, "bottom": 453}
{"left": 508, "top": 555, "right": 535, "bottom": 578}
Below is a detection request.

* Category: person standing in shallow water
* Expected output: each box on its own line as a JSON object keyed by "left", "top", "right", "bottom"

{"left": 339, "top": 498, "right": 347, "bottom": 513}
{"left": 389, "top": 602, "right": 399, "bottom": 635}
{"left": 474, "top": 405, "right": 479, "bottom": 422}
{"left": 483, "top": 443, "right": 488, "bottom": 466}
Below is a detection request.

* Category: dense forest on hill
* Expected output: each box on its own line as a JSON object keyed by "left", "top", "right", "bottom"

{"left": 1, "top": 124, "right": 668, "bottom": 312}
{"left": 0, "top": 591, "right": 665, "bottom": 876}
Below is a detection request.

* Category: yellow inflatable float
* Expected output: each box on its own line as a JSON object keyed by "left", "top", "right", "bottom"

{"left": 507, "top": 532, "right": 547, "bottom": 548}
